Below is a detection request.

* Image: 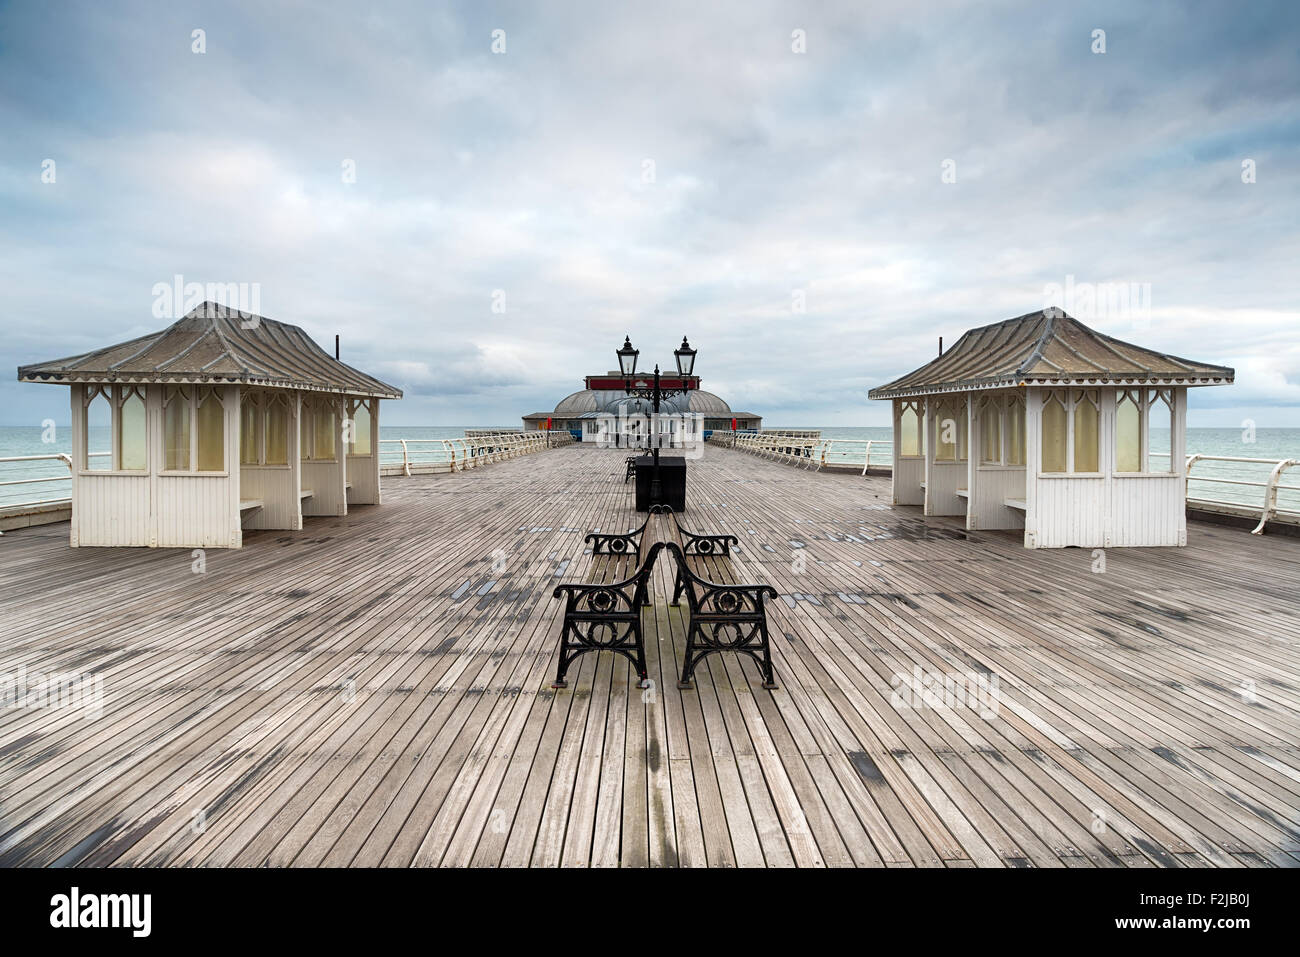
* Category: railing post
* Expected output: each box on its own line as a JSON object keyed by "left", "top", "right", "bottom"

{"left": 401, "top": 440, "right": 411, "bottom": 476}
{"left": 862, "top": 441, "right": 872, "bottom": 476}
{"left": 1253, "top": 459, "right": 1298, "bottom": 535}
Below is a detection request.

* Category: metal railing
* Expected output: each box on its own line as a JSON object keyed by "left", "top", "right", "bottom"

{"left": 0, "top": 452, "right": 108, "bottom": 511}
{"left": 1151, "top": 453, "right": 1300, "bottom": 534}
{"left": 709, "top": 431, "right": 894, "bottom": 474}
{"left": 816, "top": 439, "right": 893, "bottom": 474}
{"left": 712, "top": 430, "right": 821, "bottom": 465}
{"left": 379, "top": 430, "right": 568, "bottom": 476}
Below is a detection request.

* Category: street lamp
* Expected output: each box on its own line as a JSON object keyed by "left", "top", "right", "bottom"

{"left": 674, "top": 336, "right": 696, "bottom": 376}
{"left": 617, "top": 336, "right": 639, "bottom": 378}
{"left": 620, "top": 337, "right": 698, "bottom": 510}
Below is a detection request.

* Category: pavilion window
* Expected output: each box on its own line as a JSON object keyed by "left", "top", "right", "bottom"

{"left": 300, "top": 401, "right": 313, "bottom": 460}
{"left": 1116, "top": 390, "right": 1142, "bottom": 473}
{"left": 163, "top": 386, "right": 191, "bottom": 471}
{"left": 196, "top": 388, "right": 225, "bottom": 472}
{"left": 161, "top": 386, "right": 225, "bottom": 472}
{"left": 346, "top": 398, "right": 372, "bottom": 455}
{"left": 313, "top": 401, "right": 337, "bottom": 460}
{"left": 1040, "top": 391, "right": 1068, "bottom": 473}
{"left": 898, "top": 401, "right": 921, "bottom": 456}
{"left": 1042, "top": 390, "right": 1100, "bottom": 474}
{"left": 1006, "top": 395, "right": 1025, "bottom": 466}
{"left": 979, "top": 396, "right": 1002, "bottom": 465}
{"left": 1147, "top": 389, "right": 1174, "bottom": 472}
{"left": 83, "top": 386, "right": 113, "bottom": 471}
{"left": 264, "top": 395, "right": 289, "bottom": 465}
{"left": 115, "top": 386, "right": 147, "bottom": 471}
{"left": 1072, "top": 390, "right": 1100, "bottom": 473}
{"left": 933, "top": 397, "right": 967, "bottom": 462}
{"left": 240, "top": 392, "right": 260, "bottom": 466}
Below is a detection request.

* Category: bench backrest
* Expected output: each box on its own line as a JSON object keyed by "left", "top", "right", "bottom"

{"left": 659, "top": 542, "right": 777, "bottom": 619}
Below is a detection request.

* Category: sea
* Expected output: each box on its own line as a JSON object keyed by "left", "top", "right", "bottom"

{"left": 1, "top": 425, "right": 1297, "bottom": 515}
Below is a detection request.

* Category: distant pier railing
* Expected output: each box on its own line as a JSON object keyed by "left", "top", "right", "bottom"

{"left": 708, "top": 431, "right": 891, "bottom": 473}
{"left": 380, "top": 430, "right": 571, "bottom": 476}
{"left": 708, "top": 430, "right": 821, "bottom": 465}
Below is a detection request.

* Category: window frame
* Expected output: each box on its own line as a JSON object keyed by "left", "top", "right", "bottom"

{"left": 301, "top": 395, "right": 340, "bottom": 463}
{"left": 977, "top": 394, "right": 1001, "bottom": 466}
{"left": 1038, "top": 388, "right": 1103, "bottom": 478}
{"left": 932, "top": 395, "right": 968, "bottom": 464}
{"left": 238, "top": 390, "right": 292, "bottom": 468}
{"left": 1113, "top": 387, "right": 1179, "bottom": 478}
{"left": 897, "top": 399, "right": 924, "bottom": 458}
{"left": 345, "top": 397, "right": 373, "bottom": 457}
{"left": 79, "top": 384, "right": 149, "bottom": 474}
{"left": 160, "top": 384, "right": 228, "bottom": 476}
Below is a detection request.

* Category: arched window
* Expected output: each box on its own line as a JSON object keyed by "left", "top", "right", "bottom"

{"left": 1006, "top": 395, "right": 1025, "bottom": 466}
{"left": 898, "top": 400, "right": 922, "bottom": 456}
{"left": 1116, "top": 390, "right": 1141, "bottom": 473}
{"left": 933, "top": 397, "right": 967, "bottom": 462}
{"left": 163, "top": 386, "right": 191, "bottom": 471}
{"left": 265, "top": 394, "right": 290, "bottom": 465}
{"left": 84, "top": 386, "right": 112, "bottom": 470}
{"left": 313, "top": 400, "right": 337, "bottom": 460}
{"left": 1041, "top": 392, "right": 1068, "bottom": 473}
{"left": 1147, "top": 390, "right": 1174, "bottom": 472}
{"left": 1072, "top": 390, "right": 1099, "bottom": 473}
{"left": 196, "top": 388, "right": 224, "bottom": 471}
{"left": 979, "top": 396, "right": 1001, "bottom": 465}
{"left": 161, "top": 386, "right": 225, "bottom": 472}
{"left": 346, "top": 398, "right": 372, "bottom": 455}
{"left": 240, "top": 392, "right": 260, "bottom": 466}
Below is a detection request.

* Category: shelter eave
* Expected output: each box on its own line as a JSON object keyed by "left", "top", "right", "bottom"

{"left": 868, "top": 371, "right": 1235, "bottom": 400}
{"left": 17, "top": 368, "right": 403, "bottom": 400}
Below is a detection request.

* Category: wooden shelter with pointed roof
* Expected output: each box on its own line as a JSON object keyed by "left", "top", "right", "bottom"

{"left": 868, "top": 308, "right": 1233, "bottom": 548}
{"left": 18, "top": 303, "right": 403, "bottom": 548}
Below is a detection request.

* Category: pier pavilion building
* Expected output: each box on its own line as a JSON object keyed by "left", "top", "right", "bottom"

{"left": 18, "top": 303, "right": 402, "bottom": 548}
{"left": 523, "top": 371, "right": 761, "bottom": 443}
{"left": 869, "top": 308, "right": 1233, "bottom": 548}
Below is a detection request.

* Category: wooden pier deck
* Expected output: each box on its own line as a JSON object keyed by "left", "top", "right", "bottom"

{"left": 2, "top": 444, "right": 1299, "bottom": 867}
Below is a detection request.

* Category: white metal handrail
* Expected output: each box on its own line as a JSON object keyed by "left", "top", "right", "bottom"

{"left": 378, "top": 431, "right": 564, "bottom": 476}
{"left": 817, "top": 439, "right": 892, "bottom": 475}
{"left": 1153, "top": 452, "right": 1300, "bottom": 534}
{"left": 0, "top": 452, "right": 107, "bottom": 510}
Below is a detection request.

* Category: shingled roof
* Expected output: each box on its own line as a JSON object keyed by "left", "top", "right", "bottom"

{"left": 18, "top": 303, "right": 402, "bottom": 399}
{"left": 868, "top": 308, "right": 1234, "bottom": 400}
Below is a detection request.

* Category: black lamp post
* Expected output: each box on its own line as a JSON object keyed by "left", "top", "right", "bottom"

{"left": 619, "top": 335, "right": 697, "bottom": 508}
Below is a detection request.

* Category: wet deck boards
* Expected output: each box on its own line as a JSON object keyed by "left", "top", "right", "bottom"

{"left": 1, "top": 443, "right": 1298, "bottom": 867}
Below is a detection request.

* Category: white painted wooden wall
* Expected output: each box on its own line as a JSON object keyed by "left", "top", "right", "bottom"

{"left": 1024, "top": 386, "right": 1187, "bottom": 548}
{"left": 68, "top": 384, "right": 391, "bottom": 548}
{"left": 891, "top": 399, "right": 925, "bottom": 506}
{"left": 70, "top": 383, "right": 241, "bottom": 548}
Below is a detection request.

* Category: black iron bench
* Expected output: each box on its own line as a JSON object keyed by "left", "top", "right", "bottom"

{"left": 624, "top": 455, "right": 637, "bottom": 483}
{"left": 650, "top": 507, "right": 778, "bottom": 690}
{"left": 650, "top": 504, "right": 738, "bottom": 557}
{"left": 551, "top": 508, "right": 778, "bottom": 693}
{"left": 585, "top": 513, "right": 650, "bottom": 559}
{"left": 551, "top": 541, "right": 666, "bottom": 690}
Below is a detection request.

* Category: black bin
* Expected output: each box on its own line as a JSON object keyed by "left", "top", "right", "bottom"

{"left": 634, "top": 455, "right": 686, "bottom": 512}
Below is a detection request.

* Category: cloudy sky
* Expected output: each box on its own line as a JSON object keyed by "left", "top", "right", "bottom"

{"left": 2, "top": 0, "right": 1297, "bottom": 427}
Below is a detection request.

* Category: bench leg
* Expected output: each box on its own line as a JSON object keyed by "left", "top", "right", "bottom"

{"left": 631, "top": 619, "right": 650, "bottom": 689}
{"left": 677, "top": 622, "right": 702, "bottom": 689}
{"left": 677, "top": 621, "right": 778, "bottom": 691}
{"left": 758, "top": 618, "right": 778, "bottom": 690}
{"left": 552, "top": 618, "right": 649, "bottom": 691}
